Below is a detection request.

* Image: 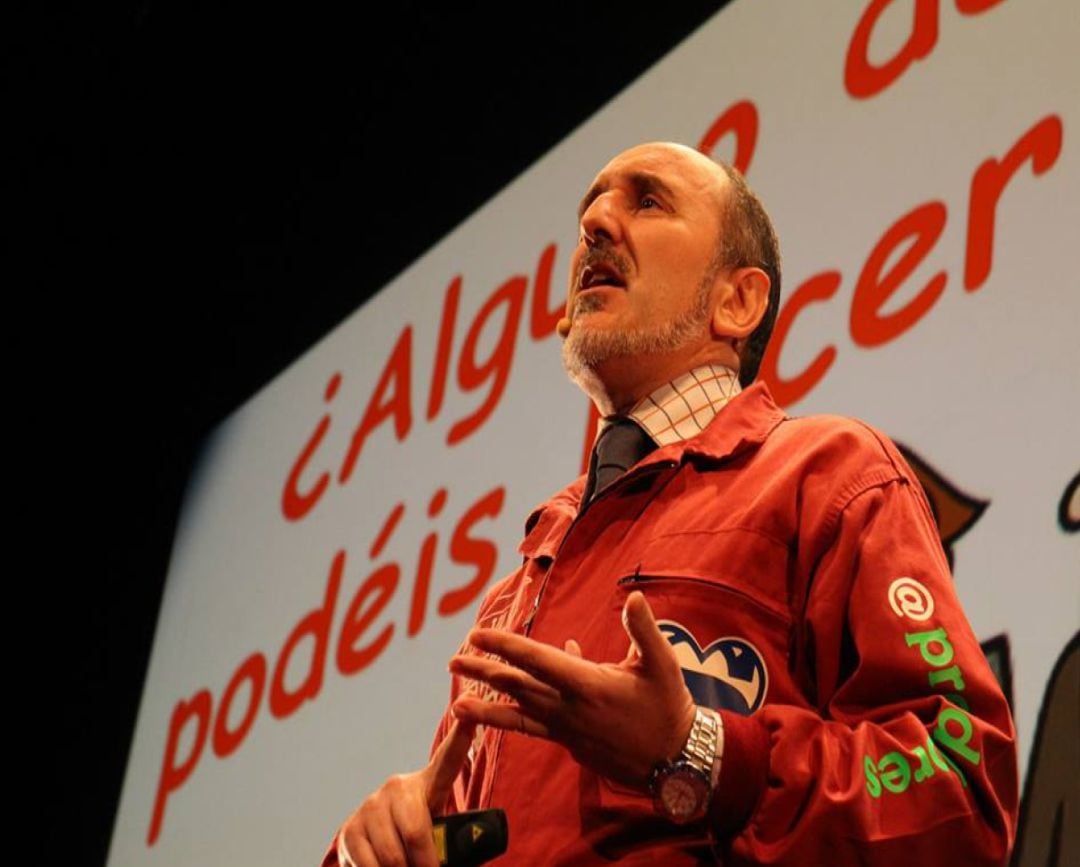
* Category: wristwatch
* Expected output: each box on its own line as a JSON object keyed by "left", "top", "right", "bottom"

{"left": 649, "top": 706, "right": 722, "bottom": 824}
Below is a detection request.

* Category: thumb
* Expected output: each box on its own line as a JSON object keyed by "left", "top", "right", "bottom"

{"left": 622, "top": 591, "right": 674, "bottom": 673}
{"left": 425, "top": 718, "right": 476, "bottom": 812}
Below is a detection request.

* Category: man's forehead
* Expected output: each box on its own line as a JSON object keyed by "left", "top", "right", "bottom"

{"left": 581, "top": 142, "right": 727, "bottom": 209}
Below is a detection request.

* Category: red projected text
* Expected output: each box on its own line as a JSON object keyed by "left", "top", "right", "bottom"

{"left": 282, "top": 244, "right": 563, "bottom": 523}
{"left": 845, "top": 0, "right": 1007, "bottom": 100}
{"left": 147, "top": 484, "right": 505, "bottom": 846}
{"left": 758, "top": 113, "right": 1063, "bottom": 407}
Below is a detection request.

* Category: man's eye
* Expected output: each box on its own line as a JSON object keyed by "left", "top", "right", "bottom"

{"left": 640, "top": 195, "right": 661, "bottom": 209}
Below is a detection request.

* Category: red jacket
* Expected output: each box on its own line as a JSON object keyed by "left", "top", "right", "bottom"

{"left": 323, "top": 382, "right": 1017, "bottom": 866}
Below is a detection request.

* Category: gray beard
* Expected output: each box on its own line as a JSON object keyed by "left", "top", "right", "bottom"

{"left": 560, "top": 276, "right": 714, "bottom": 393}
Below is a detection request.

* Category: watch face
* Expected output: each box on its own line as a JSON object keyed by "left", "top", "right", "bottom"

{"left": 657, "top": 766, "right": 709, "bottom": 824}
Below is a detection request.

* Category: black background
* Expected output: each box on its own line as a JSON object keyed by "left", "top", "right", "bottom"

{"left": 24, "top": 3, "right": 734, "bottom": 864}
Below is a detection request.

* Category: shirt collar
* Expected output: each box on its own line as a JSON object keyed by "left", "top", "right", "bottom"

{"left": 595, "top": 363, "right": 742, "bottom": 447}
{"left": 519, "top": 379, "right": 786, "bottom": 560}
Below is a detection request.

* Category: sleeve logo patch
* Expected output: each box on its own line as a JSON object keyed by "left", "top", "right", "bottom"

{"left": 888, "top": 576, "right": 935, "bottom": 621}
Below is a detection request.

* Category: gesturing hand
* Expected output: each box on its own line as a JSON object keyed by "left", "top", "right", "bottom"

{"left": 337, "top": 718, "right": 475, "bottom": 867}
{"left": 448, "top": 590, "right": 696, "bottom": 790}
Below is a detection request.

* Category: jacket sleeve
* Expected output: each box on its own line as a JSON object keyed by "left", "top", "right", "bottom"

{"left": 708, "top": 471, "right": 1018, "bottom": 866}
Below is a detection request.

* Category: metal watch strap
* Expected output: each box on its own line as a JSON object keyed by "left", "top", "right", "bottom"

{"left": 681, "top": 706, "right": 720, "bottom": 778}
{"left": 649, "top": 706, "right": 723, "bottom": 824}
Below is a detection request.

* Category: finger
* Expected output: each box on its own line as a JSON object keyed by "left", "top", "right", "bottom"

{"left": 339, "top": 832, "right": 378, "bottom": 867}
{"left": 426, "top": 719, "right": 476, "bottom": 812}
{"left": 449, "top": 654, "right": 562, "bottom": 705}
{"left": 336, "top": 829, "right": 358, "bottom": 867}
{"left": 621, "top": 591, "right": 677, "bottom": 674}
{"left": 452, "top": 695, "right": 551, "bottom": 738}
{"left": 389, "top": 788, "right": 440, "bottom": 867}
{"left": 467, "top": 629, "right": 587, "bottom": 693}
{"left": 564, "top": 638, "right": 582, "bottom": 658}
{"left": 361, "top": 805, "right": 410, "bottom": 867}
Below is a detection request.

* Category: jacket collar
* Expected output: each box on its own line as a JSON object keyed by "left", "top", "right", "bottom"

{"left": 677, "top": 380, "right": 787, "bottom": 463}
{"left": 518, "top": 381, "right": 787, "bottom": 559}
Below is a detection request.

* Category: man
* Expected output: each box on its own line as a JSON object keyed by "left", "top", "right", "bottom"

{"left": 323, "top": 142, "right": 1017, "bottom": 865}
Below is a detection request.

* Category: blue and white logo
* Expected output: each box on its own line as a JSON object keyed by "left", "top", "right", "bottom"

{"left": 659, "top": 621, "right": 769, "bottom": 715}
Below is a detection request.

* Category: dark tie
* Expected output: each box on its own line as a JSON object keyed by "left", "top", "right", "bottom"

{"left": 582, "top": 416, "right": 657, "bottom": 507}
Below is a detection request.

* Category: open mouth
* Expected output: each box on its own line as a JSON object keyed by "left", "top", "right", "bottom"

{"left": 579, "top": 263, "right": 626, "bottom": 291}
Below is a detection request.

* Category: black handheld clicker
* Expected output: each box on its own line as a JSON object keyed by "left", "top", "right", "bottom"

{"left": 432, "top": 808, "right": 508, "bottom": 866}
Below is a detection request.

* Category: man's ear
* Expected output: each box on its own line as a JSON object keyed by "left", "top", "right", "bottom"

{"left": 710, "top": 267, "right": 770, "bottom": 341}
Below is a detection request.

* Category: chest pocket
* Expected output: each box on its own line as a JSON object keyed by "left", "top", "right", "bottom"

{"left": 612, "top": 528, "right": 793, "bottom": 716}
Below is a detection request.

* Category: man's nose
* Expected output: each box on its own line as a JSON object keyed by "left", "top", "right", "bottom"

{"left": 580, "top": 193, "right": 623, "bottom": 246}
